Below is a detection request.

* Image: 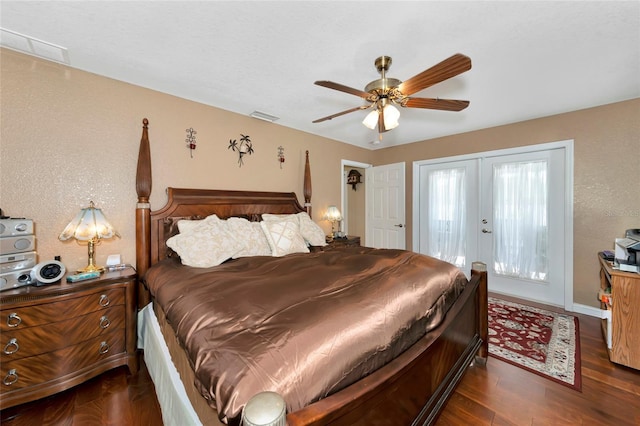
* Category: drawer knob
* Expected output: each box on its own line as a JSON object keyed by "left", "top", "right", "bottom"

{"left": 3, "top": 338, "right": 19, "bottom": 355}
{"left": 3, "top": 369, "right": 18, "bottom": 386}
{"left": 99, "top": 294, "right": 110, "bottom": 307}
{"left": 99, "top": 341, "right": 110, "bottom": 354}
{"left": 99, "top": 316, "right": 111, "bottom": 329}
{"left": 6, "top": 313, "right": 21, "bottom": 328}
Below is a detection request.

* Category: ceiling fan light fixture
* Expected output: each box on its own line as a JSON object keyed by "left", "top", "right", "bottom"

{"left": 362, "top": 109, "right": 379, "bottom": 129}
{"left": 383, "top": 104, "right": 400, "bottom": 130}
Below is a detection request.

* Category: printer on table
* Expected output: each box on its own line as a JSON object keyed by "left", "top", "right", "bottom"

{"left": 615, "top": 229, "right": 640, "bottom": 273}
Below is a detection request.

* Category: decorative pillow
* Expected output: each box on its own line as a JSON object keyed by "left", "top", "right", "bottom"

{"left": 262, "top": 213, "right": 327, "bottom": 247}
{"left": 260, "top": 219, "right": 310, "bottom": 257}
{"left": 166, "top": 215, "right": 244, "bottom": 267}
{"left": 176, "top": 215, "right": 215, "bottom": 234}
{"left": 226, "top": 217, "right": 272, "bottom": 257}
{"left": 261, "top": 213, "right": 297, "bottom": 223}
{"left": 296, "top": 212, "right": 327, "bottom": 246}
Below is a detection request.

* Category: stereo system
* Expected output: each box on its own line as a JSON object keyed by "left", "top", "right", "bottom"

{"left": 0, "top": 217, "right": 66, "bottom": 291}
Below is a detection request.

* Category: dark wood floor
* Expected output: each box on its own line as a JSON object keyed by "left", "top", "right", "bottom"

{"left": 2, "top": 303, "right": 639, "bottom": 425}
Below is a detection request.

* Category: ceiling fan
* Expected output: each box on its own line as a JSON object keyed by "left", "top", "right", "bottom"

{"left": 312, "top": 54, "right": 472, "bottom": 136}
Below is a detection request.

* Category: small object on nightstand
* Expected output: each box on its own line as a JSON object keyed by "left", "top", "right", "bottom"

{"left": 324, "top": 235, "right": 361, "bottom": 250}
{"left": 66, "top": 271, "right": 101, "bottom": 282}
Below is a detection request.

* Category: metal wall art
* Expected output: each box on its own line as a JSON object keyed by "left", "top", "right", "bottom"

{"left": 185, "top": 127, "right": 197, "bottom": 158}
{"left": 277, "top": 146, "right": 285, "bottom": 168}
{"left": 228, "top": 134, "right": 253, "bottom": 167}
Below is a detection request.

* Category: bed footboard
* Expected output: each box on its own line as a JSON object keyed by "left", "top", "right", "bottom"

{"left": 287, "top": 266, "right": 488, "bottom": 426}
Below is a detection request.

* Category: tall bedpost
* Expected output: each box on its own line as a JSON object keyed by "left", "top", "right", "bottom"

{"left": 303, "top": 150, "right": 312, "bottom": 217}
{"left": 136, "top": 118, "right": 152, "bottom": 307}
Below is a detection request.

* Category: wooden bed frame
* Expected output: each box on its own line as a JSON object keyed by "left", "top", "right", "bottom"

{"left": 134, "top": 118, "right": 488, "bottom": 425}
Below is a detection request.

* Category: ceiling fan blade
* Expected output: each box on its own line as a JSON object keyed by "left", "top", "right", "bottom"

{"left": 312, "top": 105, "right": 370, "bottom": 123}
{"left": 403, "top": 97, "right": 470, "bottom": 111}
{"left": 398, "top": 54, "right": 471, "bottom": 96}
{"left": 315, "top": 80, "right": 372, "bottom": 99}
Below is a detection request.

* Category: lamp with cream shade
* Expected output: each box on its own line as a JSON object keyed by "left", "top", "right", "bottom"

{"left": 58, "top": 201, "right": 120, "bottom": 273}
{"left": 323, "top": 205, "right": 343, "bottom": 240}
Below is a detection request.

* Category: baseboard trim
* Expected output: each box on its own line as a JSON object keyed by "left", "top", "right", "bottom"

{"left": 572, "top": 303, "right": 605, "bottom": 318}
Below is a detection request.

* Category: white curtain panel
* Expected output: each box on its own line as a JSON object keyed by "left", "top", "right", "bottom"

{"left": 492, "top": 160, "right": 549, "bottom": 281}
{"left": 427, "top": 168, "right": 467, "bottom": 267}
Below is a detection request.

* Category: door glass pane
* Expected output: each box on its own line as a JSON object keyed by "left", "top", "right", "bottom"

{"left": 427, "top": 168, "right": 466, "bottom": 267}
{"left": 492, "top": 160, "right": 548, "bottom": 281}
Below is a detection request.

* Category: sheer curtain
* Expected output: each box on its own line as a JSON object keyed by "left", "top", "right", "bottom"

{"left": 492, "top": 160, "right": 548, "bottom": 281}
{"left": 427, "top": 168, "right": 466, "bottom": 267}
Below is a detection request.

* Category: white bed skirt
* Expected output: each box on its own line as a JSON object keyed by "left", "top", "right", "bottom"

{"left": 137, "top": 303, "right": 203, "bottom": 426}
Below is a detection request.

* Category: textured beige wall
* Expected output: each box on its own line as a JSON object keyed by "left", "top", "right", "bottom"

{"left": 2, "top": 48, "right": 637, "bottom": 308}
{"left": 372, "top": 98, "right": 640, "bottom": 307}
{"left": 1, "top": 49, "right": 372, "bottom": 272}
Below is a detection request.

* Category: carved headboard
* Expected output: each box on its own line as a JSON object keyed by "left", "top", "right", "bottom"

{"left": 134, "top": 119, "right": 313, "bottom": 307}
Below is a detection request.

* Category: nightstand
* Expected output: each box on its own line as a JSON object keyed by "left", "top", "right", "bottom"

{"left": 324, "top": 235, "right": 361, "bottom": 250}
{"left": 0, "top": 266, "right": 138, "bottom": 409}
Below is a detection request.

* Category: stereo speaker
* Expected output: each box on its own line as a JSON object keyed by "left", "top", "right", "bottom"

{"left": 0, "top": 235, "right": 36, "bottom": 255}
{"left": 33, "top": 260, "right": 66, "bottom": 286}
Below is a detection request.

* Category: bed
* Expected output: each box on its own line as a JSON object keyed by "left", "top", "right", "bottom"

{"left": 134, "top": 118, "right": 488, "bottom": 425}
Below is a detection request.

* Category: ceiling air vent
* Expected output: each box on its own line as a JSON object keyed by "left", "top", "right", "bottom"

{"left": 0, "top": 28, "right": 70, "bottom": 64}
{"left": 249, "top": 111, "right": 279, "bottom": 123}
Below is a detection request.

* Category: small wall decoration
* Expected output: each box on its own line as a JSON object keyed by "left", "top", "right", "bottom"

{"left": 228, "top": 134, "right": 253, "bottom": 167}
{"left": 277, "top": 146, "right": 285, "bottom": 168}
{"left": 347, "top": 169, "right": 362, "bottom": 190}
{"left": 185, "top": 127, "right": 197, "bottom": 158}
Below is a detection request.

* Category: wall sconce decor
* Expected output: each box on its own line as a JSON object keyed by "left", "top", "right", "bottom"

{"left": 185, "top": 127, "right": 197, "bottom": 158}
{"left": 347, "top": 169, "right": 362, "bottom": 191}
{"left": 58, "top": 201, "right": 120, "bottom": 273}
{"left": 322, "top": 205, "right": 343, "bottom": 240}
{"left": 228, "top": 134, "right": 253, "bottom": 167}
{"left": 277, "top": 146, "right": 285, "bottom": 168}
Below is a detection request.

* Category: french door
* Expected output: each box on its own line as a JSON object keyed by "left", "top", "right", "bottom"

{"left": 414, "top": 142, "right": 571, "bottom": 307}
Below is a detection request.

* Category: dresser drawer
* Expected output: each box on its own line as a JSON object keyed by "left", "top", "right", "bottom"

{"left": 1, "top": 305, "right": 125, "bottom": 361}
{"left": 0, "top": 330, "right": 125, "bottom": 392}
{"left": 0, "top": 288, "right": 124, "bottom": 332}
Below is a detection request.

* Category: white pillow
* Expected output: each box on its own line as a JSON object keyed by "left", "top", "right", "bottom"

{"left": 262, "top": 212, "right": 327, "bottom": 247}
{"left": 176, "top": 215, "right": 216, "bottom": 234}
{"left": 226, "top": 217, "right": 272, "bottom": 257}
{"left": 296, "top": 212, "right": 327, "bottom": 246}
{"left": 260, "top": 219, "right": 310, "bottom": 257}
{"left": 166, "top": 215, "right": 244, "bottom": 267}
{"left": 261, "top": 213, "right": 297, "bottom": 223}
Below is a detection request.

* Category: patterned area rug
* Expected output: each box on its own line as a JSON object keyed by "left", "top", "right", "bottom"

{"left": 488, "top": 297, "right": 582, "bottom": 391}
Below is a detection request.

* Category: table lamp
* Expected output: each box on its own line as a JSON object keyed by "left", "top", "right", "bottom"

{"left": 59, "top": 201, "right": 120, "bottom": 273}
{"left": 323, "top": 205, "right": 343, "bottom": 239}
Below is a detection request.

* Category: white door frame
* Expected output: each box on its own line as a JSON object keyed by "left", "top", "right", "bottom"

{"left": 413, "top": 140, "right": 574, "bottom": 311}
{"left": 341, "top": 159, "right": 372, "bottom": 242}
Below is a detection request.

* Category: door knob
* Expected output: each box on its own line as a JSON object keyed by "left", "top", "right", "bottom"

{"left": 394, "top": 224, "right": 404, "bottom": 228}
{"left": 482, "top": 228, "right": 492, "bottom": 233}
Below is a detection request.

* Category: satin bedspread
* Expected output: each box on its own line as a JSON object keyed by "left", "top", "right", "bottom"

{"left": 144, "top": 247, "right": 467, "bottom": 424}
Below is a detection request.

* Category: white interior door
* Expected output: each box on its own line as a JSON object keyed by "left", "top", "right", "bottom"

{"left": 366, "top": 162, "right": 406, "bottom": 249}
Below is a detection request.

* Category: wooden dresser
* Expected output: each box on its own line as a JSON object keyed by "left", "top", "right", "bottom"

{"left": 598, "top": 254, "right": 640, "bottom": 370}
{"left": 0, "top": 267, "right": 138, "bottom": 409}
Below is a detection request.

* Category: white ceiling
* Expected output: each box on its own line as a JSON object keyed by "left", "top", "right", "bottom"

{"left": 2, "top": 1, "right": 639, "bottom": 149}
